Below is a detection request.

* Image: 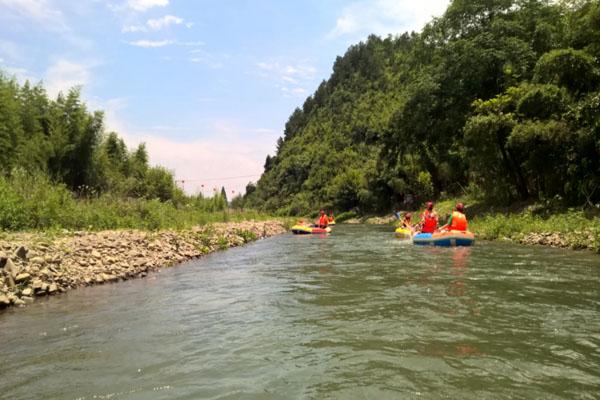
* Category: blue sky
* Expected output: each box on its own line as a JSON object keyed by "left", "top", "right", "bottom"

{"left": 0, "top": 0, "right": 450, "bottom": 195}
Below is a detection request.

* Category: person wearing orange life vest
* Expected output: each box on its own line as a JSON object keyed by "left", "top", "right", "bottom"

{"left": 440, "top": 203, "right": 468, "bottom": 232}
{"left": 316, "top": 210, "right": 329, "bottom": 228}
{"left": 328, "top": 212, "right": 335, "bottom": 223}
{"left": 418, "top": 201, "right": 438, "bottom": 233}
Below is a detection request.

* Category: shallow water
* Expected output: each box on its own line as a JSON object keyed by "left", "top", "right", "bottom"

{"left": 1, "top": 225, "right": 599, "bottom": 399}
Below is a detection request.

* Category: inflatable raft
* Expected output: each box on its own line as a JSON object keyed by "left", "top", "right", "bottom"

{"left": 394, "top": 227, "right": 412, "bottom": 239}
{"left": 291, "top": 225, "right": 332, "bottom": 235}
{"left": 412, "top": 230, "right": 475, "bottom": 247}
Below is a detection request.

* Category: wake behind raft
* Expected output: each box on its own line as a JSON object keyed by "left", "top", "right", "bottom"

{"left": 291, "top": 224, "right": 332, "bottom": 234}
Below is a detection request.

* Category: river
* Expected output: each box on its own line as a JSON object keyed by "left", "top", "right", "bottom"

{"left": 0, "top": 225, "right": 599, "bottom": 399}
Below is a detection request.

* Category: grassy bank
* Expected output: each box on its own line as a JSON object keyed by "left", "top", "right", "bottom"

{"left": 0, "top": 173, "right": 286, "bottom": 232}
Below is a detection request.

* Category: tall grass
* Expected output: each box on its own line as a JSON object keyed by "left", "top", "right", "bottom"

{"left": 0, "top": 171, "right": 274, "bottom": 231}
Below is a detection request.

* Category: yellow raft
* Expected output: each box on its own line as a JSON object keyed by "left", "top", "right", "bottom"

{"left": 394, "top": 227, "right": 412, "bottom": 239}
{"left": 291, "top": 225, "right": 332, "bottom": 235}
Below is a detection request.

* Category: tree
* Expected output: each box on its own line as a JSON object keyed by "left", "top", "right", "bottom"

{"left": 220, "top": 186, "right": 228, "bottom": 204}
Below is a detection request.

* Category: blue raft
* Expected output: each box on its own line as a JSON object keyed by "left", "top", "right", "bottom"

{"left": 412, "top": 231, "right": 475, "bottom": 247}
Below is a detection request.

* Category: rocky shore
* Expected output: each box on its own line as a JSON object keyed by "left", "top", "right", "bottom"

{"left": 0, "top": 220, "right": 287, "bottom": 309}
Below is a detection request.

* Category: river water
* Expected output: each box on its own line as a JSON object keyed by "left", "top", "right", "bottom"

{"left": 0, "top": 225, "right": 599, "bottom": 399}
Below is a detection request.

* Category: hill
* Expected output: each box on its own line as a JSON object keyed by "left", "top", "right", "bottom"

{"left": 245, "top": 0, "right": 600, "bottom": 215}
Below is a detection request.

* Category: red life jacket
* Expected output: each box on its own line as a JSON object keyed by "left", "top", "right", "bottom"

{"left": 449, "top": 211, "right": 467, "bottom": 231}
{"left": 421, "top": 210, "right": 437, "bottom": 233}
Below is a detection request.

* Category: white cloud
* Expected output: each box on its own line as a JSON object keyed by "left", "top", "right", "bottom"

{"left": 122, "top": 14, "right": 185, "bottom": 32}
{"left": 128, "top": 39, "right": 172, "bottom": 48}
{"left": 147, "top": 14, "right": 182, "bottom": 29}
{"left": 44, "top": 59, "right": 91, "bottom": 97}
{"left": 329, "top": 0, "right": 449, "bottom": 39}
{"left": 0, "top": 0, "right": 67, "bottom": 30}
{"left": 256, "top": 61, "right": 316, "bottom": 97}
{"left": 126, "top": 0, "right": 168, "bottom": 12}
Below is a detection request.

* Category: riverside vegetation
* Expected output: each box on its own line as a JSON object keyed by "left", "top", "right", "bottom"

{"left": 239, "top": 0, "right": 600, "bottom": 244}
{"left": 0, "top": 64, "right": 290, "bottom": 310}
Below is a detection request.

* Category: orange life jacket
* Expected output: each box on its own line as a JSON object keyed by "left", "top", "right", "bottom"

{"left": 421, "top": 210, "right": 437, "bottom": 233}
{"left": 318, "top": 215, "right": 329, "bottom": 227}
{"left": 449, "top": 211, "right": 468, "bottom": 231}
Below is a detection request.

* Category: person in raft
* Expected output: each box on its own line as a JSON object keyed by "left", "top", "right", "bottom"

{"left": 418, "top": 201, "right": 438, "bottom": 233}
{"left": 400, "top": 212, "right": 413, "bottom": 231}
{"left": 439, "top": 203, "right": 468, "bottom": 232}
{"left": 316, "top": 210, "right": 329, "bottom": 228}
{"left": 328, "top": 211, "right": 335, "bottom": 223}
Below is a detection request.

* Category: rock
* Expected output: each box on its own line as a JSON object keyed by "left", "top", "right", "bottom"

{"left": 3, "top": 259, "right": 17, "bottom": 288}
{"left": 30, "top": 257, "right": 45, "bottom": 265}
{"left": 15, "top": 272, "right": 31, "bottom": 283}
{"left": 21, "top": 296, "right": 34, "bottom": 304}
{"left": 21, "top": 287, "right": 33, "bottom": 296}
{"left": 44, "top": 255, "right": 53, "bottom": 263}
{"left": 0, "top": 295, "right": 10, "bottom": 306}
{"left": 13, "top": 298, "right": 26, "bottom": 306}
{"left": 91, "top": 250, "right": 101, "bottom": 258}
{"left": 102, "top": 273, "right": 116, "bottom": 282}
{"left": 15, "top": 246, "right": 28, "bottom": 260}
{"left": 48, "top": 283, "right": 58, "bottom": 294}
{"left": 32, "top": 279, "right": 43, "bottom": 291}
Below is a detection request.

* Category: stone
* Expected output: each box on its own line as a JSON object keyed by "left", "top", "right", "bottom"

{"left": 0, "top": 294, "right": 10, "bottom": 306}
{"left": 15, "top": 272, "right": 31, "bottom": 283}
{"left": 21, "top": 287, "right": 33, "bottom": 296}
{"left": 30, "top": 257, "right": 45, "bottom": 265}
{"left": 91, "top": 250, "right": 101, "bottom": 258}
{"left": 32, "top": 279, "right": 43, "bottom": 290}
{"left": 13, "top": 298, "right": 26, "bottom": 306}
{"left": 15, "top": 246, "right": 28, "bottom": 260}
{"left": 48, "top": 284, "right": 58, "bottom": 294}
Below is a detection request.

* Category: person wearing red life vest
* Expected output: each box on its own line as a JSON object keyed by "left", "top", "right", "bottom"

{"left": 419, "top": 201, "right": 438, "bottom": 233}
{"left": 440, "top": 203, "right": 468, "bottom": 232}
{"left": 316, "top": 210, "right": 329, "bottom": 228}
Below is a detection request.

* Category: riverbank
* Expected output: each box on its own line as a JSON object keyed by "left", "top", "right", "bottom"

{"left": 0, "top": 220, "right": 287, "bottom": 309}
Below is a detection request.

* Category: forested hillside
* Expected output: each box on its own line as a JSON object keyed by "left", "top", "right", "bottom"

{"left": 245, "top": 0, "right": 600, "bottom": 215}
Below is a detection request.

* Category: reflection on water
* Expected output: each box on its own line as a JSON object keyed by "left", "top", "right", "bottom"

{"left": 0, "top": 224, "right": 599, "bottom": 399}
